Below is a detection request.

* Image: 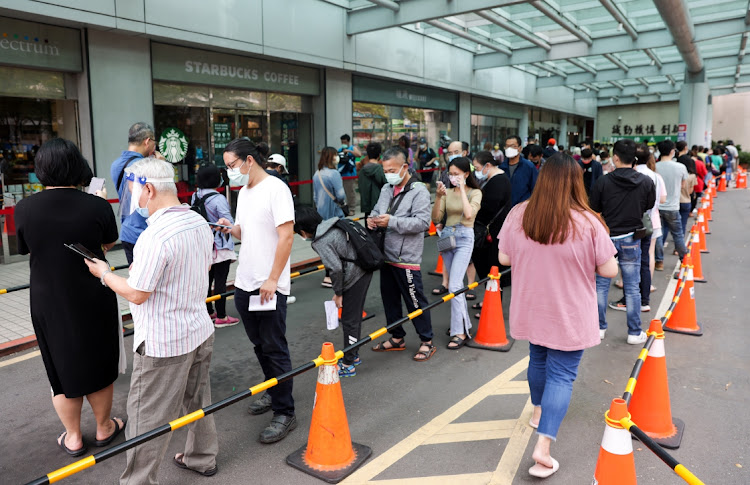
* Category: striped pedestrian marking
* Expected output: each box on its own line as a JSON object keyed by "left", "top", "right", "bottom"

{"left": 341, "top": 356, "right": 533, "bottom": 485}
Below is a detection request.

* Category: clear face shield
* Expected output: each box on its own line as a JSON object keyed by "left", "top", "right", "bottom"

{"left": 123, "top": 169, "right": 175, "bottom": 216}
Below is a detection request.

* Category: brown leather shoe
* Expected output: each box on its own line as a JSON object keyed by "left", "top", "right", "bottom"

{"left": 654, "top": 261, "right": 664, "bottom": 271}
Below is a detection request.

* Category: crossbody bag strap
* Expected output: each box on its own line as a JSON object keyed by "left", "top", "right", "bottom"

{"left": 317, "top": 171, "right": 338, "bottom": 202}
{"left": 116, "top": 154, "right": 141, "bottom": 191}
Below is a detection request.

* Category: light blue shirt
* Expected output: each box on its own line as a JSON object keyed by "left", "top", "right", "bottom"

{"left": 655, "top": 160, "right": 687, "bottom": 211}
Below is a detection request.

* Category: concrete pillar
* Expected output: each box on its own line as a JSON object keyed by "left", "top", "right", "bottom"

{"left": 678, "top": 74, "right": 710, "bottom": 148}
{"left": 324, "top": 69, "right": 352, "bottom": 147}
{"left": 458, "top": 92, "right": 471, "bottom": 144}
{"left": 705, "top": 95, "right": 713, "bottom": 147}
{"left": 560, "top": 115, "right": 568, "bottom": 147}
{"left": 519, "top": 109, "right": 530, "bottom": 143}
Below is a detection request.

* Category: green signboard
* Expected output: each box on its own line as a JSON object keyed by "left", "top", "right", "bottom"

{"left": 353, "top": 75, "right": 457, "bottom": 112}
{"left": 0, "top": 17, "right": 82, "bottom": 72}
{"left": 158, "top": 127, "right": 189, "bottom": 164}
{"left": 213, "top": 123, "right": 232, "bottom": 166}
{"left": 151, "top": 43, "right": 320, "bottom": 96}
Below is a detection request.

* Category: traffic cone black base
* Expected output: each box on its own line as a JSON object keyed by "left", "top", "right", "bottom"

{"left": 663, "top": 322, "right": 703, "bottom": 337}
{"left": 466, "top": 337, "right": 514, "bottom": 352}
{"left": 632, "top": 417, "right": 685, "bottom": 450}
{"left": 287, "top": 443, "right": 372, "bottom": 484}
{"left": 362, "top": 313, "right": 376, "bottom": 322}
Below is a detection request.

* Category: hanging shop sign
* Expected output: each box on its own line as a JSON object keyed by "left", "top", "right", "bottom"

{"left": 353, "top": 76, "right": 457, "bottom": 111}
{"left": 158, "top": 127, "right": 189, "bottom": 164}
{"left": 470, "top": 96, "right": 525, "bottom": 119}
{"left": 0, "top": 17, "right": 82, "bottom": 72}
{"left": 151, "top": 43, "right": 320, "bottom": 96}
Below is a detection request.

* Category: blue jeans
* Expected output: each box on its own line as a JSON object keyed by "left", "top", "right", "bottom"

{"left": 655, "top": 209, "right": 688, "bottom": 262}
{"left": 528, "top": 343, "right": 584, "bottom": 440}
{"left": 679, "top": 202, "right": 691, "bottom": 237}
{"left": 596, "top": 235, "right": 642, "bottom": 336}
{"left": 441, "top": 225, "right": 474, "bottom": 336}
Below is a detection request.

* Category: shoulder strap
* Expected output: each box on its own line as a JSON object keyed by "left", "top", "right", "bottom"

{"left": 317, "top": 171, "right": 338, "bottom": 202}
{"left": 116, "top": 154, "right": 142, "bottom": 190}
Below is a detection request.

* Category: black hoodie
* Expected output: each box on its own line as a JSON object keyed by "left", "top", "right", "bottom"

{"left": 590, "top": 167, "right": 655, "bottom": 237}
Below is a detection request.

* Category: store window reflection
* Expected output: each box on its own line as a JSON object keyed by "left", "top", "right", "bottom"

{"left": 470, "top": 115, "right": 519, "bottom": 153}
{"left": 352, "top": 102, "right": 452, "bottom": 167}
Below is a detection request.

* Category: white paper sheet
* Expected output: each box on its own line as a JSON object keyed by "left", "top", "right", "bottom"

{"left": 248, "top": 294, "right": 277, "bottom": 311}
{"left": 324, "top": 300, "right": 339, "bottom": 330}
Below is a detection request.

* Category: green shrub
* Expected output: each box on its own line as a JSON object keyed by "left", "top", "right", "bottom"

{"left": 739, "top": 151, "right": 750, "bottom": 168}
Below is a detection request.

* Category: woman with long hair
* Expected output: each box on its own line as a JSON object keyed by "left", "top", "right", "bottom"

{"left": 431, "top": 157, "right": 482, "bottom": 349}
{"left": 497, "top": 153, "right": 618, "bottom": 478}
{"left": 313, "top": 146, "right": 347, "bottom": 288}
{"left": 398, "top": 135, "right": 414, "bottom": 169}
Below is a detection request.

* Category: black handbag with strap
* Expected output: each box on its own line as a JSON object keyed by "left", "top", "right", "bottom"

{"left": 473, "top": 204, "right": 506, "bottom": 250}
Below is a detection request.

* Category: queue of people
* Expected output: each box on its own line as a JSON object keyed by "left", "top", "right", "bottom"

{"left": 17, "top": 124, "right": 723, "bottom": 482}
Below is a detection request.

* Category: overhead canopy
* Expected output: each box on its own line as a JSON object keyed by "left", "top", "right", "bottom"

{"left": 346, "top": 0, "right": 750, "bottom": 107}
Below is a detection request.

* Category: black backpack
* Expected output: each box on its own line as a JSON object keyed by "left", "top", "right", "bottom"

{"left": 190, "top": 192, "right": 220, "bottom": 221}
{"left": 335, "top": 219, "right": 384, "bottom": 272}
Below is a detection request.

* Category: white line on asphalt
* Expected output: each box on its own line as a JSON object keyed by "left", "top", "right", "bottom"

{"left": 656, "top": 260, "right": 683, "bottom": 319}
{"left": 0, "top": 350, "right": 40, "bottom": 369}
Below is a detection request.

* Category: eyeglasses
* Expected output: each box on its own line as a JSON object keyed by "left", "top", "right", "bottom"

{"left": 225, "top": 157, "right": 244, "bottom": 170}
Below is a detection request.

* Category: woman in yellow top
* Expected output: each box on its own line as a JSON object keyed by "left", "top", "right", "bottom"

{"left": 432, "top": 157, "right": 483, "bottom": 349}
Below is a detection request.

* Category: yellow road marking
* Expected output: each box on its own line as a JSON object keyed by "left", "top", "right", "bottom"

{"left": 489, "top": 380, "right": 529, "bottom": 395}
{"left": 424, "top": 426, "right": 515, "bottom": 445}
{"left": 489, "top": 398, "right": 535, "bottom": 484}
{"left": 0, "top": 350, "right": 40, "bottom": 369}
{"left": 341, "top": 356, "right": 529, "bottom": 485}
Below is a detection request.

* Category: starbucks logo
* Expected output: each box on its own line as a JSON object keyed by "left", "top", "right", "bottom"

{"left": 158, "top": 127, "right": 188, "bottom": 164}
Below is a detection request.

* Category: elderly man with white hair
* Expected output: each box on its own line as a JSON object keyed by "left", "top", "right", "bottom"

{"left": 86, "top": 157, "right": 219, "bottom": 482}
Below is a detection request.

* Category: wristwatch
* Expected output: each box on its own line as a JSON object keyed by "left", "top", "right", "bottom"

{"left": 100, "top": 268, "right": 112, "bottom": 287}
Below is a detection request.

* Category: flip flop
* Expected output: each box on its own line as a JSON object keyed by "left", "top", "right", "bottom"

{"left": 465, "top": 291, "right": 476, "bottom": 300}
{"left": 432, "top": 285, "right": 449, "bottom": 295}
{"left": 471, "top": 302, "right": 483, "bottom": 310}
{"left": 58, "top": 431, "right": 87, "bottom": 457}
{"left": 174, "top": 453, "right": 218, "bottom": 477}
{"left": 529, "top": 458, "right": 559, "bottom": 478}
{"left": 93, "top": 417, "right": 126, "bottom": 447}
{"left": 529, "top": 418, "right": 539, "bottom": 429}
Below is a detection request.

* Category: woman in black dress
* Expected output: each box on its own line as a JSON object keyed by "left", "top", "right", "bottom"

{"left": 15, "top": 138, "right": 125, "bottom": 457}
{"left": 471, "top": 151, "right": 513, "bottom": 316}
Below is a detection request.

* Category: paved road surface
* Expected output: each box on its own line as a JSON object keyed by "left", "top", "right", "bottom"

{"left": 1, "top": 190, "right": 749, "bottom": 484}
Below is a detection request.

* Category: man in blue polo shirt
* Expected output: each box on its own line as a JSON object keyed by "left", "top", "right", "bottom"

{"left": 499, "top": 135, "right": 538, "bottom": 206}
{"left": 110, "top": 122, "right": 159, "bottom": 264}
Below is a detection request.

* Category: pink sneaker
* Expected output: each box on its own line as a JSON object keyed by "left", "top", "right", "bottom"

{"left": 214, "top": 316, "right": 239, "bottom": 328}
{"left": 208, "top": 312, "right": 217, "bottom": 320}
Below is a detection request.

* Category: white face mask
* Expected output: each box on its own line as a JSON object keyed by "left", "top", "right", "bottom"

{"left": 448, "top": 154, "right": 460, "bottom": 163}
{"left": 449, "top": 175, "right": 463, "bottom": 186}
{"left": 419, "top": 144, "right": 426, "bottom": 150}
{"left": 227, "top": 161, "right": 249, "bottom": 186}
{"left": 474, "top": 166, "right": 488, "bottom": 180}
{"left": 385, "top": 166, "right": 406, "bottom": 186}
{"left": 505, "top": 147, "right": 519, "bottom": 159}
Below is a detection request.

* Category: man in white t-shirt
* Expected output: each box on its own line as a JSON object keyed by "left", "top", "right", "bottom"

{"left": 217, "top": 138, "right": 297, "bottom": 444}
{"left": 654, "top": 140, "right": 689, "bottom": 269}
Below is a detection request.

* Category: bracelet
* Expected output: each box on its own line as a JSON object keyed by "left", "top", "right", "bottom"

{"left": 100, "top": 268, "right": 112, "bottom": 287}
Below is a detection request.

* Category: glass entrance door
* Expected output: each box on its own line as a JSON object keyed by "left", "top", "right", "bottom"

{"left": 211, "top": 109, "right": 267, "bottom": 167}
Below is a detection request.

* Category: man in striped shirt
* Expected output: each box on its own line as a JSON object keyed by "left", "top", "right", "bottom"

{"left": 87, "top": 158, "right": 219, "bottom": 482}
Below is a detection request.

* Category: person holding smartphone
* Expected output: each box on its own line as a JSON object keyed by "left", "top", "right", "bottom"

{"left": 15, "top": 138, "right": 125, "bottom": 457}
{"left": 431, "top": 157, "right": 482, "bottom": 349}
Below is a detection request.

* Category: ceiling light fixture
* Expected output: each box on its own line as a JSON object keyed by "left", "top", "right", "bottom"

{"left": 650, "top": 59, "right": 655, "bottom": 66}
{"left": 617, "top": 23, "right": 623, "bottom": 31}
{"left": 415, "top": 22, "right": 421, "bottom": 30}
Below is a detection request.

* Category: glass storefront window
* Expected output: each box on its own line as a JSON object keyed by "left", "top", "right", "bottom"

{"left": 470, "top": 115, "right": 519, "bottom": 154}
{"left": 352, "top": 102, "right": 452, "bottom": 164}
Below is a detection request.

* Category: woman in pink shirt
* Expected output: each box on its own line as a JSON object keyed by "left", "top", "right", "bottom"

{"left": 497, "top": 153, "right": 618, "bottom": 478}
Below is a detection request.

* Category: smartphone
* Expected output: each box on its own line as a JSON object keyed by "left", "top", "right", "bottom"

{"left": 86, "top": 177, "right": 105, "bottom": 195}
{"left": 64, "top": 243, "right": 99, "bottom": 261}
{"left": 208, "top": 222, "right": 233, "bottom": 230}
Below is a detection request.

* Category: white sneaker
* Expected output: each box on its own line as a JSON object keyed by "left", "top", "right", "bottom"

{"left": 641, "top": 305, "right": 651, "bottom": 312}
{"left": 627, "top": 331, "right": 648, "bottom": 345}
{"left": 599, "top": 329, "right": 606, "bottom": 340}
{"left": 287, "top": 296, "right": 297, "bottom": 304}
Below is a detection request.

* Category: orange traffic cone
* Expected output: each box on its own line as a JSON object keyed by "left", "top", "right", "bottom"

{"left": 664, "top": 255, "right": 704, "bottom": 336}
{"left": 593, "top": 398, "right": 637, "bottom": 485}
{"left": 737, "top": 170, "right": 747, "bottom": 189}
{"left": 702, "top": 194, "right": 713, "bottom": 221}
{"left": 287, "top": 343, "right": 371, "bottom": 482}
{"left": 466, "top": 266, "right": 513, "bottom": 352}
{"left": 429, "top": 254, "right": 444, "bottom": 276}
{"left": 710, "top": 179, "right": 717, "bottom": 197}
{"left": 628, "top": 319, "right": 685, "bottom": 449}
{"left": 697, "top": 218, "right": 709, "bottom": 253}
{"left": 337, "top": 308, "right": 372, "bottom": 321}
{"left": 718, "top": 173, "right": 727, "bottom": 192}
{"left": 697, "top": 207, "right": 710, "bottom": 235}
{"left": 428, "top": 220, "right": 437, "bottom": 235}
{"left": 688, "top": 236, "right": 707, "bottom": 283}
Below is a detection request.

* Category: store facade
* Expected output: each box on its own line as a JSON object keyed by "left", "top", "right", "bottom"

{"left": 470, "top": 96, "right": 523, "bottom": 153}
{"left": 0, "top": 16, "right": 85, "bottom": 262}
{"left": 150, "top": 43, "right": 319, "bottom": 193}
{"left": 352, "top": 76, "right": 457, "bottom": 163}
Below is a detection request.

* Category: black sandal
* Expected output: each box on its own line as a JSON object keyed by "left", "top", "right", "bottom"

{"left": 465, "top": 292, "right": 476, "bottom": 300}
{"left": 93, "top": 417, "right": 126, "bottom": 447}
{"left": 471, "top": 302, "right": 483, "bottom": 310}
{"left": 447, "top": 335, "right": 468, "bottom": 349}
{"left": 432, "top": 285, "right": 449, "bottom": 295}
{"left": 413, "top": 343, "right": 437, "bottom": 362}
{"left": 372, "top": 337, "right": 406, "bottom": 352}
{"left": 174, "top": 453, "right": 218, "bottom": 477}
{"left": 57, "top": 431, "right": 87, "bottom": 457}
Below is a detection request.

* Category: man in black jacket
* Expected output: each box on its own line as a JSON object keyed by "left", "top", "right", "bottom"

{"left": 590, "top": 139, "right": 655, "bottom": 345}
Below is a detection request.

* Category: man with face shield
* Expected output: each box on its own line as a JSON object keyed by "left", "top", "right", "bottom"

{"left": 367, "top": 148, "right": 435, "bottom": 362}
{"left": 86, "top": 157, "right": 219, "bottom": 482}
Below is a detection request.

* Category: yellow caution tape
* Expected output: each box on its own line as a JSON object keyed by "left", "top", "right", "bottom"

{"left": 48, "top": 456, "right": 96, "bottom": 483}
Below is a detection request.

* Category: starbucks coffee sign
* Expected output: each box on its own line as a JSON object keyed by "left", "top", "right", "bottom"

{"left": 0, "top": 17, "right": 82, "bottom": 72}
{"left": 159, "top": 128, "right": 189, "bottom": 164}
{"left": 151, "top": 43, "right": 320, "bottom": 96}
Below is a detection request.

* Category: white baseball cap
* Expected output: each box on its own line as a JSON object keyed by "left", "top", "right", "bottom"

{"left": 268, "top": 154, "right": 287, "bottom": 173}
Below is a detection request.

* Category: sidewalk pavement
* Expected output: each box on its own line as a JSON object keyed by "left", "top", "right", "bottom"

{"left": 0, "top": 226, "right": 324, "bottom": 352}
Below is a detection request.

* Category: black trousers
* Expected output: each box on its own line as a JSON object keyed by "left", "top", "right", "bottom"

{"left": 234, "top": 288, "right": 294, "bottom": 416}
{"left": 206, "top": 260, "right": 231, "bottom": 318}
{"left": 340, "top": 273, "right": 373, "bottom": 365}
{"left": 380, "top": 264, "right": 433, "bottom": 342}
{"left": 122, "top": 241, "right": 135, "bottom": 265}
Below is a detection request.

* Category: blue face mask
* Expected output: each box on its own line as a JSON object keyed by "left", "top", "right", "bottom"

{"left": 448, "top": 154, "right": 460, "bottom": 163}
{"left": 135, "top": 198, "right": 150, "bottom": 218}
